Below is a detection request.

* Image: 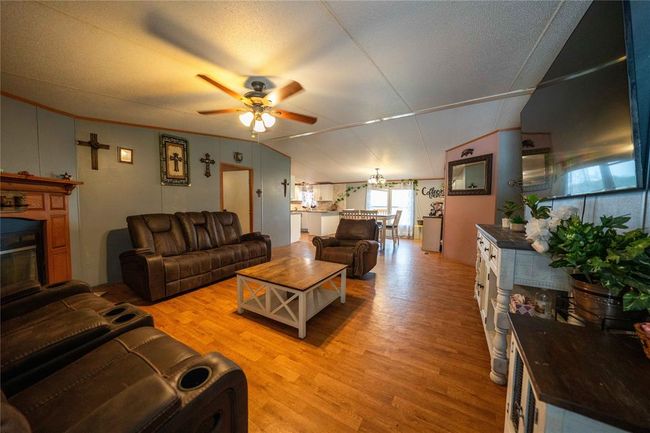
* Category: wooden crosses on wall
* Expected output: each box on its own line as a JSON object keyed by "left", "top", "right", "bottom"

{"left": 77, "top": 133, "right": 110, "bottom": 170}
{"left": 200, "top": 153, "right": 216, "bottom": 177}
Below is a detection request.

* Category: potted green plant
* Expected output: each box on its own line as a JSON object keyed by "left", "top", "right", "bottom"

{"left": 498, "top": 200, "right": 521, "bottom": 229}
{"left": 509, "top": 214, "right": 526, "bottom": 232}
{"left": 548, "top": 214, "right": 650, "bottom": 326}
{"left": 522, "top": 194, "right": 551, "bottom": 219}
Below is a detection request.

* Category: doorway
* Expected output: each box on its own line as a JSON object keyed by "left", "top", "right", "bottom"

{"left": 220, "top": 163, "right": 254, "bottom": 233}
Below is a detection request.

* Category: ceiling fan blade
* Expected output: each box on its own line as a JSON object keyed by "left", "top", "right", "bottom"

{"left": 272, "top": 110, "right": 317, "bottom": 125}
{"left": 197, "top": 74, "right": 242, "bottom": 100}
{"left": 197, "top": 108, "right": 244, "bottom": 115}
{"left": 266, "top": 81, "right": 304, "bottom": 105}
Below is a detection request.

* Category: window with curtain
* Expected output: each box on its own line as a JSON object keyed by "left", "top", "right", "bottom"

{"left": 366, "top": 185, "right": 415, "bottom": 237}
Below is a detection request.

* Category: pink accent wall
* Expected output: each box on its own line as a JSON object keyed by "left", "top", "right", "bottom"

{"left": 443, "top": 132, "right": 499, "bottom": 266}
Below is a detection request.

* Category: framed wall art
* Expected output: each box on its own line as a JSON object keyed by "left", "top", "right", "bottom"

{"left": 118, "top": 146, "right": 133, "bottom": 164}
{"left": 160, "top": 134, "right": 190, "bottom": 186}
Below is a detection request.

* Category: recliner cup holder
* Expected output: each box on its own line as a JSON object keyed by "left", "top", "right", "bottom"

{"left": 178, "top": 366, "right": 212, "bottom": 391}
{"left": 104, "top": 307, "right": 127, "bottom": 317}
{"left": 112, "top": 312, "right": 136, "bottom": 324}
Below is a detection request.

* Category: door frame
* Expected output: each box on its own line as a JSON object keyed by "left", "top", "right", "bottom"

{"left": 220, "top": 163, "right": 254, "bottom": 232}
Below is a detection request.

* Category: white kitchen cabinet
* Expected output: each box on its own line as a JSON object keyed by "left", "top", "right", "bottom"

{"left": 293, "top": 186, "right": 303, "bottom": 202}
{"left": 301, "top": 212, "right": 340, "bottom": 236}
{"left": 313, "top": 184, "right": 334, "bottom": 201}
{"left": 290, "top": 213, "right": 301, "bottom": 243}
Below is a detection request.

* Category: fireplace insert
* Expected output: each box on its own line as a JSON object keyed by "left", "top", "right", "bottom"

{"left": 0, "top": 218, "right": 45, "bottom": 285}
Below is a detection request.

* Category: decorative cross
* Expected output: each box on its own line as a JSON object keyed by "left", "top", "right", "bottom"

{"left": 281, "top": 178, "right": 289, "bottom": 197}
{"left": 77, "top": 133, "right": 110, "bottom": 170}
{"left": 170, "top": 152, "right": 183, "bottom": 172}
{"left": 200, "top": 153, "right": 216, "bottom": 177}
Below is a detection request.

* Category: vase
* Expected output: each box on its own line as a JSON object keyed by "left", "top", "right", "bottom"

{"left": 510, "top": 222, "right": 525, "bottom": 232}
{"left": 501, "top": 217, "right": 510, "bottom": 229}
{"left": 570, "top": 274, "right": 645, "bottom": 329}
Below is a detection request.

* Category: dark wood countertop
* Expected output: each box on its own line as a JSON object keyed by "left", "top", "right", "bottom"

{"left": 509, "top": 314, "right": 650, "bottom": 433}
{"left": 476, "top": 224, "right": 533, "bottom": 250}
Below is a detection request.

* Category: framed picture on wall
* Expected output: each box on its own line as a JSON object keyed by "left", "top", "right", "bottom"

{"left": 117, "top": 146, "right": 133, "bottom": 164}
{"left": 160, "top": 134, "right": 190, "bottom": 186}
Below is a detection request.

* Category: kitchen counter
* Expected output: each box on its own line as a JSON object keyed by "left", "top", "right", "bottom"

{"left": 300, "top": 212, "right": 340, "bottom": 236}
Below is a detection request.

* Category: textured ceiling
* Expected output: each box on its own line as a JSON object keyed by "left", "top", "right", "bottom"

{"left": 0, "top": 1, "right": 590, "bottom": 182}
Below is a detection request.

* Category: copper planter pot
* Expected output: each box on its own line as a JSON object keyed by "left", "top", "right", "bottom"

{"left": 570, "top": 274, "right": 645, "bottom": 329}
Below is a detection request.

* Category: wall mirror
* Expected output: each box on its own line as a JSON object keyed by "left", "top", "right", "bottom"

{"left": 522, "top": 148, "right": 552, "bottom": 192}
{"left": 447, "top": 154, "right": 493, "bottom": 196}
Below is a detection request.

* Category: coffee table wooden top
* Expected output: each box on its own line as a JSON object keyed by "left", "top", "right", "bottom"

{"left": 236, "top": 257, "right": 347, "bottom": 291}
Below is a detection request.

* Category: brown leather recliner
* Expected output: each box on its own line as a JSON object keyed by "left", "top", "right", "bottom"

{"left": 120, "top": 211, "right": 271, "bottom": 302}
{"left": 2, "top": 326, "right": 248, "bottom": 433}
{"left": 1, "top": 280, "right": 153, "bottom": 396}
{"left": 312, "top": 219, "right": 380, "bottom": 278}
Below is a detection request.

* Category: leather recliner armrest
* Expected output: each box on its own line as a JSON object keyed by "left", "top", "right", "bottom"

{"left": 162, "top": 352, "right": 248, "bottom": 433}
{"left": 312, "top": 237, "right": 340, "bottom": 260}
{"left": 240, "top": 232, "right": 272, "bottom": 261}
{"left": 352, "top": 240, "right": 379, "bottom": 277}
{"left": 1, "top": 280, "right": 92, "bottom": 321}
{"left": 119, "top": 249, "right": 165, "bottom": 302}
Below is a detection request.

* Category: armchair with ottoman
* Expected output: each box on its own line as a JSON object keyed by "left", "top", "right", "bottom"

{"left": 120, "top": 211, "right": 271, "bottom": 302}
{"left": 312, "top": 218, "right": 380, "bottom": 278}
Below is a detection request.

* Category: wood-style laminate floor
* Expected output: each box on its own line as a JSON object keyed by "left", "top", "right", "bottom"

{"left": 102, "top": 235, "right": 506, "bottom": 433}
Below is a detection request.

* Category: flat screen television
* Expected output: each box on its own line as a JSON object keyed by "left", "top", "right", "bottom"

{"left": 520, "top": 0, "right": 643, "bottom": 199}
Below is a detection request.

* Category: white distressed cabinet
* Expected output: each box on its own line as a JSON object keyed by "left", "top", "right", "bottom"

{"left": 475, "top": 225, "right": 569, "bottom": 385}
{"left": 504, "top": 314, "right": 646, "bottom": 433}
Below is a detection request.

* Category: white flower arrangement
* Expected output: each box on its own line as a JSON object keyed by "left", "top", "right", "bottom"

{"left": 525, "top": 206, "right": 579, "bottom": 253}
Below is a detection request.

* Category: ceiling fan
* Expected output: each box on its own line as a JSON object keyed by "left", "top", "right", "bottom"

{"left": 196, "top": 74, "right": 317, "bottom": 135}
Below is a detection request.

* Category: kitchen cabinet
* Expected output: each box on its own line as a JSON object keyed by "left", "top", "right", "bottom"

{"left": 313, "top": 184, "right": 334, "bottom": 201}
{"left": 290, "top": 213, "right": 301, "bottom": 243}
{"left": 301, "top": 212, "right": 339, "bottom": 236}
{"left": 293, "top": 186, "right": 303, "bottom": 202}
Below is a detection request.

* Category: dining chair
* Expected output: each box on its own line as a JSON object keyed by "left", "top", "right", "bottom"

{"left": 386, "top": 209, "right": 402, "bottom": 245}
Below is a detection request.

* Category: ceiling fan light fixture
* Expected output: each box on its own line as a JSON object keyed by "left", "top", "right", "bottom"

{"left": 261, "top": 112, "right": 276, "bottom": 128}
{"left": 239, "top": 111, "right": 254, "bottom": 127}
{"left": 253, "top": 119, "right": 266, "bottom": 133}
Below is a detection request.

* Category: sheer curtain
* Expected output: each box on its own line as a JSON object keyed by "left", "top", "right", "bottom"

{"left": 390, "top": 187, "right": 415, "bottom": 237}
{"left": 366, "top": 184, "right": 415, "bottom": 238}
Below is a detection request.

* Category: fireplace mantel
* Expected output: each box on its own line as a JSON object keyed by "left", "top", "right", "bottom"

{"left": 1, "top": 172, "right": 82, "bottom": 284}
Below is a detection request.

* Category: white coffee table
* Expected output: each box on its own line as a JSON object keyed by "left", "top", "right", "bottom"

{"left": 236, "top": 257, "right": 347, "bottom": 339}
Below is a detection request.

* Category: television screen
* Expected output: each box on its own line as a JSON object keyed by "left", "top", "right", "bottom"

{"left": 520, "top": 0, "right": 642, "bottom": 198}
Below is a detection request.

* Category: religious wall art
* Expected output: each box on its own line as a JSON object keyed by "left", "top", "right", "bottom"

{"left": 118, "top": 147, "right": 133, "bottom": 164}
{"left": 200, "top": 153, "right": 215, "bottom": 177}
{"left": 77, "top": 133, "right": 110, "bottom": 170}
{"left": 160, "top": 134, "right": 190, "bottom": 186}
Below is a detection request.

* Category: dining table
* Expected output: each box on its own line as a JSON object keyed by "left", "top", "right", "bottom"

{"left": 374, "top": 214, "right": 396, "bottom": 249}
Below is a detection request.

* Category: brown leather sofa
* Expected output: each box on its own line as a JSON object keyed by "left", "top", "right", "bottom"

{"left": 120, "top": 211, "right": 271, "bottom": 302}
{"left": 1, "top": 326, "right": 248, "bottom": 433}
{"left": 312, "top": 219, "right": 380, "bottom": 278}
